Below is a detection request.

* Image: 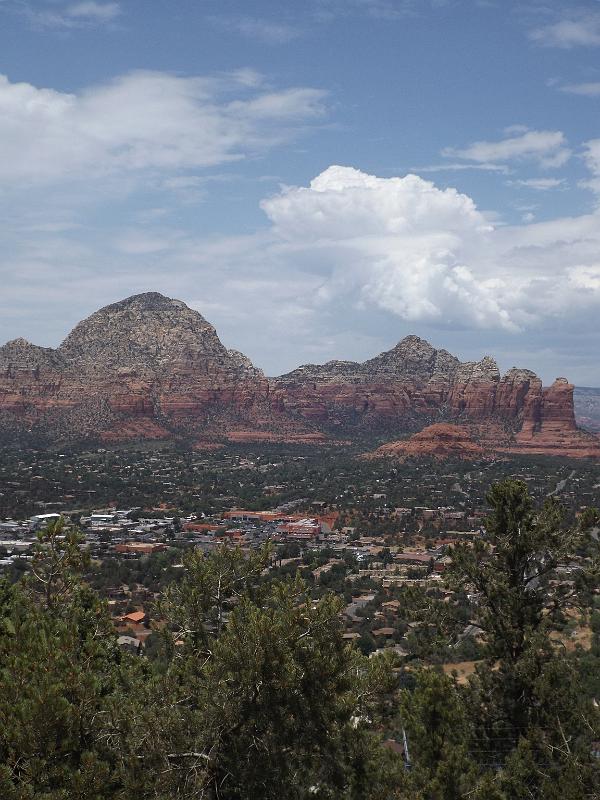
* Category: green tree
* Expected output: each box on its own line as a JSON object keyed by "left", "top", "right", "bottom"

{"left": 0, "top": 579, "right": 136, "bottom": 800}
{"left": 399, "top": 669, "right": 478, "bottom": 800}
{"left": 144, "top": 544, "right": 408, "bottom": 798}
{"left": 447, "top": 480, "right": 600, "bottom": 795}
{"left": 27, "top": 517, "right": 89, "bottom": 609}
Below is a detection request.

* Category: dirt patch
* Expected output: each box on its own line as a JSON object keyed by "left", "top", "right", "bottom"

{"left": 442, "top": 660, "right": 481, "bottom": 685}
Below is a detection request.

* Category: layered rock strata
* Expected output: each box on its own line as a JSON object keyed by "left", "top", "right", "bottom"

{"left": 0, "top": 292, "right": 598, "bottom": 457}
{"left": 0, "top": 293, "right": 271, "bottom": 442}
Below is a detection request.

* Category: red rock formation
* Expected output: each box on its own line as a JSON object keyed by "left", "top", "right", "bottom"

{"left": 100, "top": 418, "right": 171, "bottom": 443}
{"left": 510, "top": 378, "right": 600, "bottom": 457}
{"left": 370, "top": 381, "right": 600, "bottom": 460}
{"left": 496, "top": 368, "right": 541, "bottom": 420}
{"left": 0, "top": 293, "right": 271, "bottom": 442}
{"left": 271, "top": 338, "right": 508, "bottom": 428}
{"left": 446, "top": 357, "right": 499, "bottom": 417}
{"left": 371, "top": 424, "right": 487, "bottom": 461}
{"left": 0, "top": 292, "right": 597, "bottom": 458}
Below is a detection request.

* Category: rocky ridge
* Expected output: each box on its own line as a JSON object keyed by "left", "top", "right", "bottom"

{"left": 0, "top": 292, "right": 598, "bottom": 458}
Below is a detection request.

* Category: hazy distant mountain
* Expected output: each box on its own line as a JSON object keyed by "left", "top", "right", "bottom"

{"left": 574, "top": 387, "right": 600, "bottom": 432}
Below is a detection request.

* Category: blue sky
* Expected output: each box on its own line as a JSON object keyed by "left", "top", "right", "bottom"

{"left": 1, "top": 0, "right": 600, "bottom": 383}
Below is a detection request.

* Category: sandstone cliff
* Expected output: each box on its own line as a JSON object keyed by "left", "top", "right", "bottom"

{"left": 270, "top": 336, "right": 599, "bottom": 455}
{"left": 0, "top": 292, "right": 597, "bottom": 457}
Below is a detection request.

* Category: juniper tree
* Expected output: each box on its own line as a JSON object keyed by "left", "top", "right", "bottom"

{"left": 0, "top": 578, "right": 138, "bottom": 800}
{"left": 446, "top": 479, "right": 600, "bottom": 795}
{"left": 141, "top": 544, "right": 409, "bottom": 799}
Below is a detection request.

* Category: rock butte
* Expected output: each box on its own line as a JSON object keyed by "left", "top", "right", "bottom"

{"left": 0, "top": 291, "right": 599, "bottom": 458}
{"left": 370, "top": 424, "right": 488, "bottom": 461}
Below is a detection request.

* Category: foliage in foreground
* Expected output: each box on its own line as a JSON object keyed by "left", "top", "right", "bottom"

{"left": 0, "top": 480, "right": 598, "bottom": 799}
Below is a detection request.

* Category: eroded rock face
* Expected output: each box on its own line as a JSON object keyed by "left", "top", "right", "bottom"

{"left": 0, "top": 293, "right": 270, "bottom": 441}
{"left": 0, "top": 292, "right": 597, "bottom": 457}
{"left": 496, "top": 368, "right": 541, "bottom": 420}
{"left": 0, "top": 339, "right": 67, "bottom": 426}
{"left": 271, "top": 340, "right": 544, "bottom": 437}
{"left": 509, "top": 378, "right": 600, "bottom": 457}
{"left": 270, "top": 337, "right": 505, "bottom": 427}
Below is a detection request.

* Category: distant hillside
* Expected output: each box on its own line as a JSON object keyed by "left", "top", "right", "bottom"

{"left": 574, "top": 387, "right": 600, "bottom": 431}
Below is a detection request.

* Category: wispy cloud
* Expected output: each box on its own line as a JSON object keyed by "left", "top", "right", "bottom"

{"left": 530, "top": 12, "right": 600, "bottom": 48}
{"left": 350, "top": 0, "right": 414, "bottom": 20}
{"left": 559, "top": 81, "right": 600, "bottom": 97}
{"left": 209, "top": 15, "right": 300, "bottom": 44}
{"left": 0, "top": 70, "right": 327, "bottom": 183}
{"left": 13, "top": 1, "right": 121, "bottom": 29}
{"left": 442, "top": 128, "right": 571, "bottom": 169}
{"left": 582, "top": 139, "right": 600, "bottom": 195}
{"left": 67, "top": 1, "right": 120, "bottom": 21}
{"left": 310, "top": 0, "right": 447, "bottom": 23}
{"left": 509, "top": 177, "right": 567, "bottom": 191}
{"left": 415, "top": 162, "right": 510, "bottom": 174}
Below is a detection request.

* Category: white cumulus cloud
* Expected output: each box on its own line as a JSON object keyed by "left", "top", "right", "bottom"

{"left": 262, "top": 166, "right": 519, "bottom": 330}
{"left": 259, "top": 166, "right": 600, "bottom": 333}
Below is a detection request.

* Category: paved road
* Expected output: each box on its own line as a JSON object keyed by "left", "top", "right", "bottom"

{"left": 547, "top": 469, "right": 576, "bottom": 497}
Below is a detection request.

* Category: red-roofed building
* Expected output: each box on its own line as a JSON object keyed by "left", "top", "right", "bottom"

{"left": 122, "top": 610, "right": 147, "bottom": 624}
{"left": 183, "top": 522, "right": 222, "bottom": 533}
